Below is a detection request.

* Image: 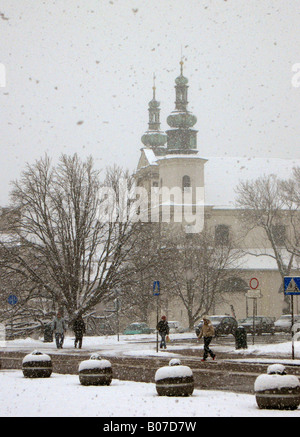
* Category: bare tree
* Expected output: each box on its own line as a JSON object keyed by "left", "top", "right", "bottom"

{"left": 118, "top": 223, "right": 165, "bottom": 324}
{"left": 280, "top": 167, "right": 300, "bottom": 258}
{"left": 153, "top": 228, "right": 241, "bottom": 330}
{"left": 0, "top": 154, "right": 134, "bottom": 326}
{"left": 235, "top": 173, "right": 300, "bottom": 313}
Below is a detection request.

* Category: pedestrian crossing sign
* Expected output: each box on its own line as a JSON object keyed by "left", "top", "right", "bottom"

{"left": 153, "top": 281, "right": 160, "bottom": 296}
{"left": 284, "top": 277, "right": 300, "bottom": 295}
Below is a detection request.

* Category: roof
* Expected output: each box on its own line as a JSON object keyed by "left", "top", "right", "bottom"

{"left": 137, "top": 151, "right": 300, "bottom": 208}
{"left": 236, "top": 249, "right": 300, "bottom": 271}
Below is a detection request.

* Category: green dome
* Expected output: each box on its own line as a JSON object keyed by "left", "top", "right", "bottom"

{"left": 149, "top": 98, "right": 160, "bottom": 109}
{"left": 167, "top": 111, "right": 197, "bottom": 129}
{"left": 141, "top": 131, "right": 167, "bottom": 147}
{"left": 175, "top": 74, "right": 189, "bottom": 86}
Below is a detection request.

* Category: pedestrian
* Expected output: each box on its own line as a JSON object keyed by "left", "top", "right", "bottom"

{"left": 72, "top": 315, "right": 86, "bottom": 349}
{"left": 52, "top": 311, "right": 66, "bottom": 349}
{"left": 156, "top": 315, "right": 170, "bottom": 350}
{"left": 197, "top": 315, "right": 216, "bottom": 362}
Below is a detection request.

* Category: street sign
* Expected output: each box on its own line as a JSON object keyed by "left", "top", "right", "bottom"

{"left": 284, "top": 277, "right": 300, "bottom": 295}
{"left": 249, "top": 278, "right": 259, "bottom": 290}
{"left": 246, "top": 289, "right": 262, "bottom": 299}
{"left": 153, "top": 281, "right": 160, "bottom": 296}
{"left": 7, "top": 295, "right": 18, "bottom": 306}
{"left": 284, "top": 277, "right": 300, "bottom": 360}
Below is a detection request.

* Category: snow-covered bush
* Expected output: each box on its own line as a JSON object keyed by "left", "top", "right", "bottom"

{"left": 255, "top": 365, "right": 300, "bottom": 410}
{"left": 79, "top": 355, "right": 112, "bottom": 386}
{"left": 22, "top": 350, "right": 52, "bottom": 378}
{"left": 267, "top": 364, "right": 286, "bottom": 375}
{"left": 155, "top": 360, "right": 194, "bottom": 397}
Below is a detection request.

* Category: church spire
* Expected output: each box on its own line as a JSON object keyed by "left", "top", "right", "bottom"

{"left": 141, "top": 76, "right": 167, "bottom": 148}
{"left": 166, "top": 60, "right": 198, "bottom": 153}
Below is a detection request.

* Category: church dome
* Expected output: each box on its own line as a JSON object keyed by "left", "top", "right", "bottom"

{"left": 175, "top": 74, "right": 189, "bottom": 86}
{"left": 167, "top": 111, "right": 197, "bottom": 129}
{"left": 149, "top": 98, "right": 160, "bottom": 109}
{"left": 141, "top": 130, "right": 167, "bottom": 147}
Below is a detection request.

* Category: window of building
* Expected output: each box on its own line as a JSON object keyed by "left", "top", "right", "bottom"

{"left": 223, "top": 277, "right": 248, "bottom": 293}
{"left": 182, "top": 175, "right": 191, "bottom": 192}
{"left": 272, "top": 224, "right": 286, "bottom": 247}
{"left": 215, "top": 224, "right": 230, "bottom": 246}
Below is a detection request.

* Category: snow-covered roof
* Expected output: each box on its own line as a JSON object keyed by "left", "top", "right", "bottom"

{"left": 143, "top": 148, "right": 158, "bottom": 166}
{"left": 237, "top": 249, "right": 300, "bottom": 271}
{"left": 137, "top": 152, "right": 300, "bottom": 209}
{"left": 157, "top": 154, "right": 203, "bottom": 161}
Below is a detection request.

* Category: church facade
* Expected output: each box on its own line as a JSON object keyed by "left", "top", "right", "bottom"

{"left": 135, "top": 62, "right": 300, "bottom": 326}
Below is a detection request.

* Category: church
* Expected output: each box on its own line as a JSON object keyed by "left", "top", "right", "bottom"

{"left": 135, "top": 61, "right": 300, "bottom": 325}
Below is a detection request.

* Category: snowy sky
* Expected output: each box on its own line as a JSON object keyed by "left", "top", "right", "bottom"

{"left": 0, "top": 0, "right": 300, "bottom": 206}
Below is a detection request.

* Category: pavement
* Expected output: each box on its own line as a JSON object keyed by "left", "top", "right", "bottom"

{"left": 1, "top": 333, "right": 300, "bottom": 394}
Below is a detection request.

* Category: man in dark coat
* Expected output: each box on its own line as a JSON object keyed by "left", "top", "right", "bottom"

{"left": 156, "top": 315, "right": 169, "bottom": 350}
{"left": 73, "top": 315, "right": 86, "bottom": 349}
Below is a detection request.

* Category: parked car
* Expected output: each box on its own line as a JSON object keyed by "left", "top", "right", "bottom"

{"left": 275, "top": 315, "right": 300, "bottom": 333}
{"left": 168, "top": 321, "right": 186, "bottom": 334}
{"left": 195, "top": 315, "right": 238, "bottom": 337}
{"left": 238, "top": 316, "right": 275, "bottom": 335}
{"left": 292, "top": 321, "right": 300, "bottom": 334}
{"left": 123, "top": 322, "right": 152, "bottom": 335}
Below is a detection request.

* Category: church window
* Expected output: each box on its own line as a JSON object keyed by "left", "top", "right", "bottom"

{"left": 182, "top": 175, "right": 191, "bottom": 192}
{"left": 215, "top": 224, "right": 230, "bottom": 246}
{"left": 272, "top": 224, "right": 286, "bottom": 247}
{"left": 223, "top": 277, "right": 248, "bottom": 293}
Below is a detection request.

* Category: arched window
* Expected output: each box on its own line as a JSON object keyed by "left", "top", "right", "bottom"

{"left": 223, "top": 277, "right": 248, "bottom": 293}
{"left": 182, "top": 175, "right": 191, "bottom": 192}
{"left": 215, "top": 224, "right": 230, "bottom": 246}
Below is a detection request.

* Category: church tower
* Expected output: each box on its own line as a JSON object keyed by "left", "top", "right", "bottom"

{"left": 166, "top": 60, "right": 198, "bottom": 154}
{"left": 135, "top": 63, "right": 206, "bottom": 231}
{"left": 141, "top": 75, "right": 167, "bottom": 152}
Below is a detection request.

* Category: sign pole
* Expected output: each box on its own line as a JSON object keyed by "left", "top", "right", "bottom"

{"left": 284, "top": 276, "right": 300, "bottom": 360}
{"left": 291, "top": 294, "right": 295, "bottom": 360}
{"left": 252, "top": 299, "right": 255, "bottom": 346}
{"left": 156, "top": 296, "right": 159, "bottom": 353}
{"left": 7, "top": 295, "right": 18, "bottom": 340}
{"left": 153, "top": 281, "right": 160, "bottom": 353}
{"left": 247, "top": 279, "right": 261, "bottom": 346}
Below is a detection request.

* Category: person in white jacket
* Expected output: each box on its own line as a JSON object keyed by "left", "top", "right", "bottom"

{"left": 52, "top": 312, "right": 66, "bottom": 349}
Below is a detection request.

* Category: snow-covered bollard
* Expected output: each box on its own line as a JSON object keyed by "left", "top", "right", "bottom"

{"left": 155, "top": 358, "right": 194, "bottom": 397}
{"left": 79, "top": 353, "right": 113, "bottom": 386}
{"left": 255, "top": 364, "right": 300, "bottom": 410}
{"left": 22, "top": 351, "right": 52, "bottom": 378}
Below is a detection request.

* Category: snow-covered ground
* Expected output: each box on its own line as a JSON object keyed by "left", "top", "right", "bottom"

{"left": 0, "top": 370, "right": 298, "bottom": 418}
{"left": 1, "top": 332, "right": 300, "bottom": 363}
{"left": 1, "top": 333, "right": 300, "bottom": 417}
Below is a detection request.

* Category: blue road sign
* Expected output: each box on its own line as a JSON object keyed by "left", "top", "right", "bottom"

{"left": 8, "top": 295, "right": 18, "bottom": 306}
{"left": 153, "top": 281, "right": 160, "bottom": 296}
{"left": 284, "top": 277, "right": 300, "bottom": 296}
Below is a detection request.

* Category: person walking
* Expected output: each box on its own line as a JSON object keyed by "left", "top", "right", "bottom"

{"left": 156, "top": 315, "right": 170, "bottom": 350}
{"left": 52, "top": 311, "right": 66, "bottom": 349}
{"left": 198, "top": 315, "right": 216, "bottom": 361}
{"left": 72, "top": 315, "right": 86, "bottom": 349}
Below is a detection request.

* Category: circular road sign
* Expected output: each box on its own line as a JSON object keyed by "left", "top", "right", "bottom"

{"left": 8, "top": 295, "right": 18, "bottom": 306}
{"left": 249, "top": 278, "right": 259, "bottom": 290}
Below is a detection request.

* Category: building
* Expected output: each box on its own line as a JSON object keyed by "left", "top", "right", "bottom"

{"left": 135, "top": 62, "right": 300, "bottom": 325}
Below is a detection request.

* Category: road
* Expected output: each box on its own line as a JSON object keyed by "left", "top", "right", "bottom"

{"left": 0, "top": 332, "right": 299, "bottom": 394}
